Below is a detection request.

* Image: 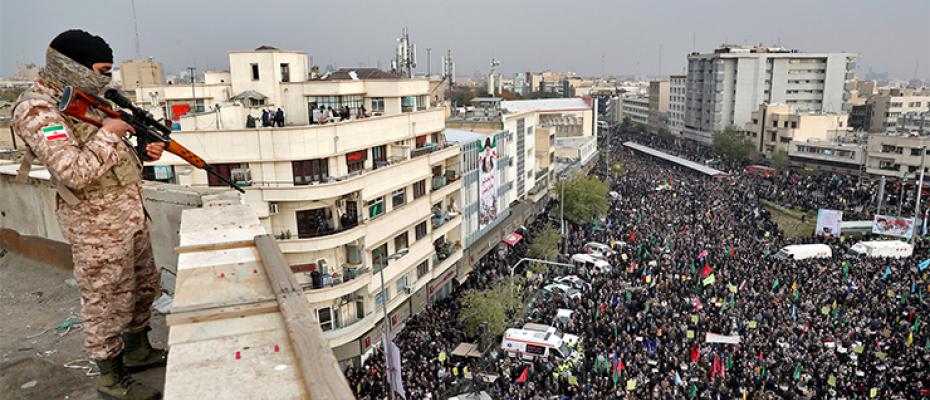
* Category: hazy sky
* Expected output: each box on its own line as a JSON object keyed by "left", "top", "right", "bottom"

{"left": 2, "top": 0, "right": 928, "bottom": 80}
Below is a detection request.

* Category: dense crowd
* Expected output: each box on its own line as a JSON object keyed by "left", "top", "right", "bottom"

{"left": 344, "top": 128, "right": 929, "bottom": 399}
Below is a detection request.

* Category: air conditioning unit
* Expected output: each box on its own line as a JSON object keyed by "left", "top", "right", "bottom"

{"left": 268, "top": 202, "right": 279, "bottom": 215}
{"left": 317, "top": 259, "right": 329, "bottom": 275}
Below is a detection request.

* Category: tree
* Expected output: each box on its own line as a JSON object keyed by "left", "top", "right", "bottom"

{"left": 712, "top": 126, "right": 756, "bottom": 163}
{"left": 656, "top": 127, "right": 675, "bottom": 142}
{"left": 769, "top": 149, "right": 789, "bottom": 170}
{"left": 557, "top": 172, "right": 609, "bottom": 225}
{"left": 528, "top": 224, "right": 560, "bottom": 260}
{"left": 458, "top": 279, "right": 523, "bottom": 338}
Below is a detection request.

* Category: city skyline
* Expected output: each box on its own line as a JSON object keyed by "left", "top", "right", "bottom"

{"left": 2, "top": 0, "right": 928, "bottom": 80}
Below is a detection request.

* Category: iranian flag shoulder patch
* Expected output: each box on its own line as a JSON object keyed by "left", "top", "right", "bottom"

{"left": 42, "top": 125, "right": 69, "bottom": 142}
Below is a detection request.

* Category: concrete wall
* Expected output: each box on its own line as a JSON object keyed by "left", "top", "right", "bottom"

{"left": 0, "top": 166, "right": 232, "bottom": 292}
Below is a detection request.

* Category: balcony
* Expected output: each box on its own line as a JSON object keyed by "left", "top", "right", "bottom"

{"left": 254, "top": 143, "right": 459, "bottom": 202}
{"left": 304, "top": 268, "right": 371, "bottom": 305}
{"left": 151, "top": 109, "right": 446, "bottom": 167}
{"left": 431, "top": 213, "right": 461, "bottom": 240}
{"left": 430, "top": 175, "right": 461, "bottom": 203}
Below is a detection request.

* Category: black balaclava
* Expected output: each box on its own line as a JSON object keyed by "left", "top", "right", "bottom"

{"left": 40, "top": 29, "right": 113, "bottom": 94}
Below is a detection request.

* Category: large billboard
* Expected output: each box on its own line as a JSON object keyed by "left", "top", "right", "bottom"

{"left": 478, "top": 137, "right": 498, "bottom": 230}
{"left": 872, "top": 215, "right": 915, "bottom": 238}
{"left": 815, "top": 209, "right": 843, "bottom": 237}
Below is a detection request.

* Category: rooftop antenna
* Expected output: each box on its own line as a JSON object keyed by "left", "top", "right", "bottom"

{"left": 392, "top": 27, "right": 416, "bottom": 78}
{"left": 131, "top": 0, "right": 142, "bottom": 59}
{"left": 691, "top": 32, "right": 696, "bottom": 53}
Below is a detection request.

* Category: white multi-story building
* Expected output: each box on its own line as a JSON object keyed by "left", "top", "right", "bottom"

{"left": 143, "top": 47, "right": 462, "bottom": 366}
{"left": 620, "top": 95, "right": 650, "bottom": 126}
{"left": 866, "top": 88, "right": 930, "bottom": 133}
{"left": 668, "top": 75, "right": 686, "bottom": 136}
{"left": 865, "top": 134, "right": 930, "bottom": 178}
{"left": 683, "top": 45, "right": 857, "bottom": 144}
{"left": 741, "top": 103, "right": 849, "bottom": 155}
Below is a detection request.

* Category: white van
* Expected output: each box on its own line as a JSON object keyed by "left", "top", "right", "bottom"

{"left": 521, "top": 323, "right": 580, "bottom": 346}
{"left": 774, "top": 244, "right": 832, "bottom": 261}
{"left": 571, "top": 253, "right": 612, "bottom": 274}
{"left": 552, "top": 309, "right": 575, "bottom": 328}
{"left": 501, "top": 328, "right": 577, "bottom": 361}
{"left": 847, "top": 240, "right": 913, "bottom": 259}
{"left": 584, "top": 242, "right": 616, "bottom": 258}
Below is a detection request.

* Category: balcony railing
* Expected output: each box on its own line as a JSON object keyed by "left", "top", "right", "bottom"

{"left": 243, "top": 143, "right": 458, "bottom": 189}
{"left": 301, "top": 264, "right": 370, "bottom": 291}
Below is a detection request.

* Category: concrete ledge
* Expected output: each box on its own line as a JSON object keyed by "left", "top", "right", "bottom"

{"left": 0, "top": 228, "right": 73, "bottom": 270}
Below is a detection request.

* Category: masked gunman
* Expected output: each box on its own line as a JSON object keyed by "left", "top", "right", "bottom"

{"left": 11, "top": 29, "right": 167, "bottom": 400}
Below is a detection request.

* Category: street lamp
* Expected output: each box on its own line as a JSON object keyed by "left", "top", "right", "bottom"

{"left": 376, "top": 247, "right": 409, "bottom": 400}
{"left": 507, "top": 257, "right": 574, "bottom": 294}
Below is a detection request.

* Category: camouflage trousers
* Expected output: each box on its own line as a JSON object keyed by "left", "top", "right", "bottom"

{"left": 58, "top": 183, "right": 158, "bottom": 360}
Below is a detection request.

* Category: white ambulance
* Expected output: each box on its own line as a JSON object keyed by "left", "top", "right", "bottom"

{"left": 501, "top": 328, "right": 578, "bottom": 362}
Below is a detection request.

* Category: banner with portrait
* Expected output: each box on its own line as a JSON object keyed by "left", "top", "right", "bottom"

{"left": 872, "top": 215, "right": 915, "bottom": 238}
{"left": 478, "top": 137, "right": 498, "bottom": 230}
{"left": 815, "top": 209, "right": 843, "bottom": 237}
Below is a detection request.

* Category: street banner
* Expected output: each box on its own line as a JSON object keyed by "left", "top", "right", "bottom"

{"left": 705, "top": 333, "right": 741, "bottom": 344}
{"left": 815, "top": 209, "right": 843, "bottom": 237}
{"left": 478, "top": 137, "right": 498, "bottom": 230}
{"left": 872, "top": 215, "right": 915, "bottom": 238}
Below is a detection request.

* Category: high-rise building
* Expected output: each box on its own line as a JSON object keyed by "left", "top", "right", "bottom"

{"left": 683, "top": 45, "right": 857, "bottom": 144}
{"left": 647, "top": 80, "right": 670, "bottom": 132}
{"left": 668, "top": 75, "right": 687, "bottom": 136}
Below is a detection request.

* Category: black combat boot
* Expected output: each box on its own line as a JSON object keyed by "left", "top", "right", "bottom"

{"left": 122, "top": 327, "right": 169, "bottom": 372}
{"left": 96, "top": 353, "right": 162, "bottom": 400}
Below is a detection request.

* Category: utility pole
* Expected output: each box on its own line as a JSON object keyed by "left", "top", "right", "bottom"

{"left": 898, "top": 170, "right": 906, "bottom": 216}
{"left": 426, "top": 48, "right": 432, "bottom": 77}
{"left": 188, "top": 67, "right": 197, "bottom": 130}
{"left": 877, "top": 175, "right": 885, "bottom": 215}
{"left": 377, "top": 249, "right": 407, "bottom": 400}
{"left": 911, "top": 145, "right": 926, "bottom": 243}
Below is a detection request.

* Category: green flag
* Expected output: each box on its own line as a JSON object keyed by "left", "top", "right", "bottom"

{"left": 914, "top": 316, "right": 921, "bottom": 332}
{"left": 772, "top": 279, "right": 780, "bottom": 290}
{"left": 726, "top": 353, "right": 732, "bottom": 370}
{"left": 688, "top": 383, "right": 697, "bottom": 398}
{"left": 793, "top": 364, "right": 801, "bottom": 380}
{"left": 614, "top": 325, "right": 618, "bottom": 340}
{"left": 689, "top": 262, "right": 696, "bottom": 275}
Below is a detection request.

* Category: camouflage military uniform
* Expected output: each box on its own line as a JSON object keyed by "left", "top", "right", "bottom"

{"left": 12, "top": 49, "right": 160, "bottom": 361}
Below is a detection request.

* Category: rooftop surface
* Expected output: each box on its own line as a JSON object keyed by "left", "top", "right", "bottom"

{"left": 501, "top": 98, "right": 591, "bottom": 114}
{"left": 0, "top": 251, "right": 168, "bottom": 399}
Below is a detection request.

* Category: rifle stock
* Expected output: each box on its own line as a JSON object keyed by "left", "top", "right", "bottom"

{"left": 58, "top": 86, "right": 244, "bottom": 193}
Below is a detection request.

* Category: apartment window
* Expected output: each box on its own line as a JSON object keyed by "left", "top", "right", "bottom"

{"left": 912, "top": 148, "right": 923, "bottom": 156}
{"left": 280, "top": 63, "right": 290, "bottom": 82}
{"left": 371, "top": 97, "right": 385, "bottom": 113}
{"left": 250, "top": 63, "right": 260, "bottom": 80}
{"left": 417, "top": 95, "right": 428, "bottom": 110}
{"left": 371, "top": 243, "right": 388, "bottom": 273}
{"left": 318, "top": 307, "right": 333, "bottom": 331}
{"left": 296, "top": 208, "right": 332, "bottom": 238}
{"left": 415, "top": 135, "right": 428, "bottom": 148}
{"left": 347, "top": 150, "right": 367, "bottom": 173}
{"left": 791, "top": 122, "right": 798, "bottom": 129}
{"left": 368, "top": 196, "right": 385, "bottom": 219}
{"left": 292, "top": 158, "right": 328, "bottom": 185}
{"left": 396, "top": 275, "right": 409, "bottom": 294}
{"left": 413, "top": 180, "right": 426, "bottom": 198}
{"left": 392, "top": 188, "right": 406, "bottom": 208}
{"left": 372, "top": 145, "right": 387, "bottom": 167}
{"left": 208, "top": 163, "right": 248, "bottom": 187}
{"left": 402, "top": 96, "right": 415, "bottom": 112}
{"left": 394, "top": 232, "right": 409, "bottom": 254}
{"left": 415, "top": 221, "right": 427, "bottom": 240}
{"left": 772, "top": 120, "right": 778, "bottom": 128}
{"left": 416, "top": 260, "right": 429, "bottom": 279}
{"left": 375, "top": 288, "right": 389, "bottom": 307}
{"left": 784, "top": 121, "right": 790, "bottom": 128}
